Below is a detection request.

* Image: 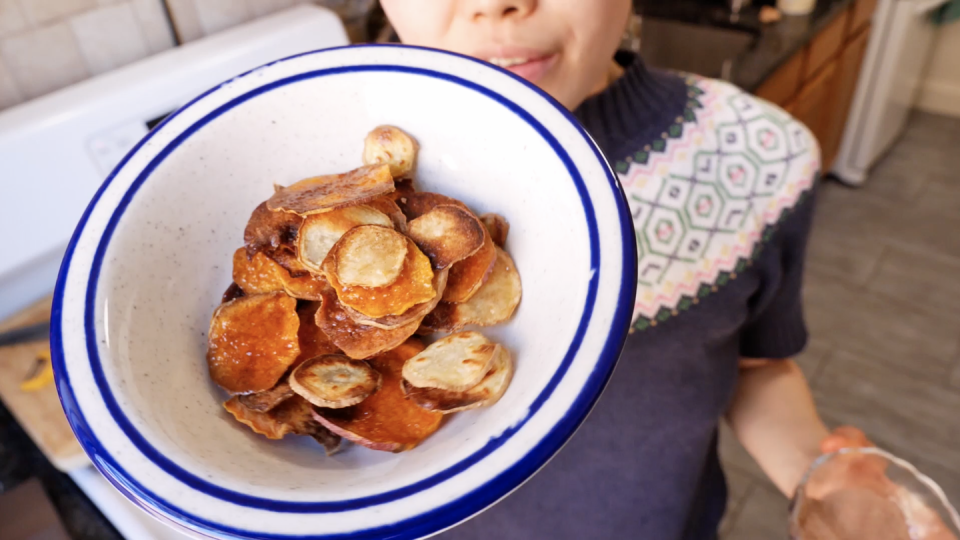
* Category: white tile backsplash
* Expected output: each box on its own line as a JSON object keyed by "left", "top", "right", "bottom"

{"left": 0, "top": 55, "right": 21, "bottom": 108}
{"left": 164, "top": 0, "right": 202, "bottom": 42}
{"left": 16, "top": 0, "right": 97, "bottom": 25}
{"left": 0, "top": 0, "right": 26, "bottom": 36}
{"left": 193, "top": 0, "right": 250, "bottom": 36}
{"left": 247, "top": 0, "right": 302, "bottom": 18}
{"left": 0, "top": 22, "right": 88, "bottom": 99}
{"left": 131, "top": 0, "right": 174, "bottom": 53}
{"left": 70, "top": 2, "right": 149, "bottom": 74}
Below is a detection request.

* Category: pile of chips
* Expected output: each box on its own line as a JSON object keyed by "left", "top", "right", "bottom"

{"left": 206, "top": 126, "right": 522, "bottom": 454}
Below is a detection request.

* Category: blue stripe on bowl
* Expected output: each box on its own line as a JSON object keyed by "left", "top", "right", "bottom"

{"left": 51, "top": 44, "right": 637, "bottom": 539}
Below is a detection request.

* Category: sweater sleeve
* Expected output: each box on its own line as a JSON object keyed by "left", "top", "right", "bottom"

{"left": 739, "top": 180, "right": 819, "bottom": 360}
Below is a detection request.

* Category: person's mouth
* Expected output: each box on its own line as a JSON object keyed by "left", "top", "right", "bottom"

{"left": 478, "top": 48, "right": 559, "bottom": 83}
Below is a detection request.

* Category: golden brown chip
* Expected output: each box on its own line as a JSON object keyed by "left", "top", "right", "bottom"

{"left": 294, "top": 302, "right": 340, "bottom": 368}
{"left": 222, "top": 282, "right": 246, "bottom": 303}
{"left": 276, "top": 268, "right": 326, "bottom": 301}
{"left": 480, "top": 213, "right": 510, "bottom": 247}
{"left": 224, "top": 395, "right": 341, "bottom": 454}
{"left": 366, "top": 196, "right": 408, "bottom": 232}
{"left": 396, "top": 191, "right": 469, "bottom": 221}
{"left": 323, "top": 237, "right": 436, "bottom": 319}
{"left": 290, "top": 354, "right": 381, "bottom": 408}
{"left": 233, "top": 248, "right": 285, "bottom": 295}
{"left": 362, "top": 125, "right": 419, "bottom": 179}
{"left": 311, "top": 339, "right": 442, "bottom": 452}
{"left": 315, "top": 284, "right": 422, "bottom": 359}
{"left": 388, "top": 178, "right": 417, "bottom": 203}
{"left": 207, "top": 292, "right": 300, "bottom": 394}
{"left": 243, "top": 202, "right": 303, "bottom": 259}
{"left": 401, "top": 331, "right": 498, "bottom": 392}
{"left": 333, "top": 226, "right": 408, "bottom": 288}
{"left": 443, "top": 231, "right": 497, "bottom": 303}
{"left": 297, "top": 206, "right": 394, "bottom": 273}
{"left": 422, "top": 247, "right": 522, "bottom": 333}
{"left": 342, "top": 268, "right": 448, "bottom": 330}
{"left": 402, "top": 344, "right": 514, "bottom": 413}
{"left": 266, "top": 164, "right": 394, "bottom": 216}
{"left": 406, "top": 205, "right": 485, "bottom": 269}
{"left": 236, "top": 380, "right": 295, "bottom": 412}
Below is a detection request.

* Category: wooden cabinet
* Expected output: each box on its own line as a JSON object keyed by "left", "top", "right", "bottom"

{"left": 822, "top": 26, "right": 872, "bottom": 168}
{"left": 753, "top": 1, "right": 877, "bottom": 171}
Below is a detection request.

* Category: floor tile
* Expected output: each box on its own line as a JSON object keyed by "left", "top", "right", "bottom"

{"left": 814, "top": 349, "right": 960, "bottom": 477}
{"left": 719, "top": 465, "right": 755, "bottom": 537}
{"left": 915, "top": 179, "right": 960, "bottom": 220}
{"left": 803, "top": 269, "right": 959, "bottom": 382}
{"left": 724, "top": 483, "right": 790, "bottom": 540}
{"left": 806, "top": 219, "right": 886, "bottom": 287}
{"left": 867, "top": 244, "right": 960, "bottom": 322}
{"left": 795, "top": 338, "right": 832, "bottom": 386}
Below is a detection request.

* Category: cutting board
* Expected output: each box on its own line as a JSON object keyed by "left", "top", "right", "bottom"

{"left": 0, "top": 297, "right": 88, "bottom": 472}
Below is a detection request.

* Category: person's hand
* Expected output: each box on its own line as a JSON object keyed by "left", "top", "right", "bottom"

{"left": 803, "top": 426, "right": 891, "bottom": 501}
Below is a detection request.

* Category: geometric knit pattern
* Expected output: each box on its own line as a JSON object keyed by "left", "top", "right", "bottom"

{"left": 614, "top": 76, "right": 820, "bottom": 328}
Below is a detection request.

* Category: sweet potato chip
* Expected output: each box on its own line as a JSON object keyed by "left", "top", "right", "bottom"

{"left": 323, "top": 237, "right": 435, "bottom": 319}
{"left": 222, "top": 282, "right": 246, "bottom": 303}
{"left": 266, "top": 164, "right": 394, "bottom": 216}
{"left": 362, "top": 125, "right": 419, "bottom": 179}
{"left": 233, "top": 248, "right": 285, "bottom": 295}
{"left": 333, "top": 226, "right": 408, "bottom": 288}
{"left": 480, "top": 213, "right": 510, "bottom": 247}
{"left": 297, "top": 205, "right": 393, "bottom": 273}
{"left": 236, "top": 380, "right": 295, "bottom": 412}
{"left": 315, "top": 284, "right": 422, "bottom": 359}
{"left": 366, "top": 196, "right": 407, "bottom": 232}
{"left": 243, "top": 202, "right": 303, "bottom": 259}
{"left": 224, "top": 395, "right": 341, "bottom": 454}
{"left": 312, "top": 339, "right": 442, "bottom": 452}
{"left": 401, "top": 331, "right": 498, "bottom": 392}
{"left": 294, "top": 302, "right": 340, "bottom": 368}
{"left": 406, "top": 205, "right": 485, "bottom": 269}
{"left": 343, "top": 268, "right": 448, "bottom": 330}
{"left": 207, "top": 292, "right": 300, "bottom": 394}
{"left": 422, "top": 247, "right": 522, "bottom": 333}
{"left": 402, "top": 344, "right": 513, "bottom": 413}
{"left": 396, "top": 191, "right": 469, "bottom": 221}
{"left": 443, "top": 231, "right": 497, "bottom": 303}
{"left": 277, "top": 268, "right": 326, "bottom": 301}
{"left": 290, "top": 354, "right": 381, "bottom": 408}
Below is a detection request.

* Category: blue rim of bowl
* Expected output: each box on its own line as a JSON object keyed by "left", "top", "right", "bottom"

{"left": 51, "top": 44, "right": 637, "bottom": 539}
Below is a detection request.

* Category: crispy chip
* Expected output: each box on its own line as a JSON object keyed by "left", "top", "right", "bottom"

{"left": 401, "top": 331, "right": 498, "bottom": 392}
{"left": 396, "top": 191, "right": 469, "bottom": 221}
{"left": 294, "top": 302, "right": 340, "bottom": 368}
{"left": 480, "top": 213, "right": 509, "bottom": 247}
{"left": 233, "top": 248, "right": 285, "bottom": 295}
{"left": 312, "top": 339, "right": 442, "bottom": 452}
{"left": 443, "top": 231, "right": 497, "bottom": 303}
{"left": 323, "top": 237, "right": 436, "bottom": 319}
{"left": 406, "top": 205, "right": 485, "bottom": 269}
{"left": 290, "top": 354, "right": 381, "bottom": 408}
{"left": 402, "top": 344, "right": 513, "bottom": 413}
{"left": 366, "top": 196, "right": 407, "bottom": 232}
{"left": 266, "top": 165, "right": 394, "bottom": 216}
{"left": 243, "top": 202, "right": 303, "bottom": 259}
{"left": 342, "top": 268, "right": 448, "bottom": 330}
{"left": 277, "top": 268, "right": 326, "bottom": 301}
{"left": 315, "top": 284, "right": 422, "bottom": 359}
{"left": 222, "top": 282, "right": 246, "bottom": 303}
{"left": 224, "top": 395, "right": 341, "bottom": 454}
{"left": 387, "top": 178, "right": 416, "bottom": 204}
{"left": 333, "top": 226, "right": 408, "bottom": 288}
{"left": 297, "top": 205, "right": 393, "bottom": 273}
{"left": 236, "top": 380, "right": 295, "bottom": 412}
{"left": 422, "top": 247, "right": 522, "bottom": 333}
{"left": 362, "top": 125, "right": 419, "bottom": 179}
{"left": 207, "top": 292, "right": 300, "bottom": 394}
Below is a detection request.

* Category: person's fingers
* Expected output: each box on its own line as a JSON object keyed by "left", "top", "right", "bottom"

{"left": 821, "top": 426, "right": 872, "bottom": 454}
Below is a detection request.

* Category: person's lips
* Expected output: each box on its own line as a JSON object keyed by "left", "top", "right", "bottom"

{"left": 476, "top": 48, "right": 559, "bottom": 83}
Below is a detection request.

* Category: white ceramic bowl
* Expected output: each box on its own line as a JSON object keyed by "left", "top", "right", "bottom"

{"left": 52, "top": 45, "right": 636, "bottom": 540}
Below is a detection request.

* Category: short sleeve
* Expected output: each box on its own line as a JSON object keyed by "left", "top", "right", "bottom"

{"left": 739, "top": 182, "right": 819, "bottom": 360}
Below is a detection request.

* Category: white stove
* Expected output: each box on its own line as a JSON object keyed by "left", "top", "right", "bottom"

{"left": 0, "top": 6, "right": 349, "bottom": 538}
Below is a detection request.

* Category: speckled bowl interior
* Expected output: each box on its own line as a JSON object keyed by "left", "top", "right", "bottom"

{"left": 52, "top": 45, "right": 635, "bottom": 539}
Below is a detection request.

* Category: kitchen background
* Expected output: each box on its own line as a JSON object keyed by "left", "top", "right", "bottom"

{"left": 1, "top": 0, "right": 960, "bottom": 539}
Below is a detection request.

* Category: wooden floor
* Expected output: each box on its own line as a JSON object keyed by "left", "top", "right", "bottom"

{"left": 720, "top": 111, "right": 960, "bottom": 538}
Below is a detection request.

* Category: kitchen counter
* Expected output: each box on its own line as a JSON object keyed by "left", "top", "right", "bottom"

{"left": 635, "top": 0, "right": 856, "bottom": 91}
